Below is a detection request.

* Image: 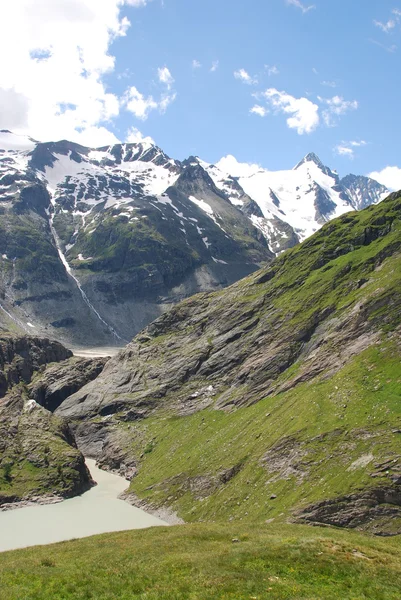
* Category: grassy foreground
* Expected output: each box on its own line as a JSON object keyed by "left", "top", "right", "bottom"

{"left": 1, "top": 523, "right": 401, "bottom": 599}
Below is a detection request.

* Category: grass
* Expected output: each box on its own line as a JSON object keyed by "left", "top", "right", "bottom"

{"left": 121, "top": 337, "right": 401, "bottom": 526}
{"left": 1, "top": 523, "right": 401, "bottom": 599}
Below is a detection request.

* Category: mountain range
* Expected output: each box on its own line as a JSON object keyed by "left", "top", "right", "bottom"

{"left": 1, "top": 188, "right": 400, "bottom": 536}
{"left": 0, "top": 130, "right": 388, "bottom": 346}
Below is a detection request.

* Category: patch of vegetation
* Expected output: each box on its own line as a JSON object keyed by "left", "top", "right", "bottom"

{"left": 1, "top": 523, "right": 401, "bottom": 599}
{"left": 121, "top": 338, "right": 401, "bottom": 525}
{"left": 0, "top": 391, "right": 88, "bottom": 503}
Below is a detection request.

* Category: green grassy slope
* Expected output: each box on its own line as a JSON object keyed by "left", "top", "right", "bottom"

{"left": 122, "top": 337, "right": 401, "bottom": 531}
{"left": 1, "top": 523, "right": 401, "bottom": 599}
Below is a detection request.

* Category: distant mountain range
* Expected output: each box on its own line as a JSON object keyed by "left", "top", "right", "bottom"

{"left": 0, "top": 130, "right": 388, "bottom": 346}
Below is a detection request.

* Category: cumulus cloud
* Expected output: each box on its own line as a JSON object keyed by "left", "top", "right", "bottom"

{"left": 234, "top": 69, "right": 258, "bottom": 85}
{"left": 217, "top": 155, "right": 261, "bottom": 178}
{"left": 192, "top": 59, "right": 202, "bottom": 69}
{"left": 123, "top": 86, "right": 176, "bottom": 120}
{"left": 248, "top": 87, "right": 358, "bottom": 134}
{"left": 123, "top": 87, "right": 159, "bottom": 120}
{"left": 126, "top": 127, "right": 155, "bottom": 145}
{"left": 210, "top": 60, "right": 219, "bottom": 72}
{"left": 0, "top": 0, "right": 156, "bottom": 145}
{"left": 250, "top": 105, "right": 269, "bottom": 117}
{"left": 334, "top": 140, "right": 367, "bottom": 159}
{"left": 319, "top": 95, "right": 358, "bottom": 126}
{"left": 369, "top": 166, "right": 401, "bottom": 191}
{"left": 286, "top": 0, "right": 315, "bottom": 14}
{"left": 259, "top": 88, "right": 320, "bottom": 134}
{"left": 158, "top": 66, "right": 174, "bottom": 89}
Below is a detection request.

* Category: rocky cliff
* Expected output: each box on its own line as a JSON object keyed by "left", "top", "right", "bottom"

{"left": 0, "top": 335, "right": 100, "bottom": 506}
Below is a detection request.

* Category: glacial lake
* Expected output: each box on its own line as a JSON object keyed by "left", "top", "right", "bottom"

{"left": 0, "top": 459, "right": 167, "bottom": 552}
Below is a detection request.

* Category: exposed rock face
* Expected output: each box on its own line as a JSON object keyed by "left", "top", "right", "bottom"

{"left": 29, "top": 356, "right": 108, "bottom": 412}
{"left": 0, "top": 335, "right": 72, "bottom": 397}
{"left": 294, "top": 486, "right": 401, "bottom": 536}
{"left": 0, "top": 335, "right": 92, "bottom": 505}
{"left": 0, "top": 389, "right": 92, "bottom": 506}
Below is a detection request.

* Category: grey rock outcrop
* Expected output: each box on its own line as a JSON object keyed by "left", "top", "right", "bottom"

{"left": 29, "top": 356, "right": 108, "bottom": 412}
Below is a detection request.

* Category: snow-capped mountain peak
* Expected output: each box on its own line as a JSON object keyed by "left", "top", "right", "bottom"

{"left": 294, "top": 152, "right": 325, "bottom": 170}
{"left": 199, "top": 151, "right": 388, "bottom": 245}
{"left": 0, "top": 131, "right": 390, "bottom": 346}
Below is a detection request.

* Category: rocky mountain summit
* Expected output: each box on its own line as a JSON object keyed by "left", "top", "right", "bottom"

{"left": 0, "top": 130, "right": 387, "bottom": 347}
{"left": 54, "top": 191, "right": 401, "bottom": 534}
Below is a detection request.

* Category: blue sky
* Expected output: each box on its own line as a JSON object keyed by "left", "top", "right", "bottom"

{"left": 2, "top": 0, "right": 401, "bottom": 187}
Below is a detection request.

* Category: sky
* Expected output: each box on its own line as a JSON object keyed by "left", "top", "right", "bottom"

{"left": 1, "top": 0, "right": 401, "bottom": 188}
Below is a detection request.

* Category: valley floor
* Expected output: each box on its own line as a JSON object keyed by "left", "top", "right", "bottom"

{"left": 0, "top": 523, "right": 401, "bottom": 599}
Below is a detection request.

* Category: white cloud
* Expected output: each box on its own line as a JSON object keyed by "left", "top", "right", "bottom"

{"left": 349, "top": 140, "right": 367, "bottom": 147}
{"left": 250, "top": 105, "right": 268, "bottom": 117}
{"left": 126, "top": 0, "right": 152, "bottom": 5}
{"left": 126, "top": 127, "right": 155, "bottom": 145}
{"left": 217, "top": 155, "right": 261, "bottom": 178}
{"left": 123, "top": 87, "right": 158, "bottom": 120}
{"left": 0, "top": 0, "right": 156, "bottom": 146}
{"left": 286, "top": 0, "right": 315, "bottom": 14}
{"left": 334, "top": 140, "right": 367, "bottom": 159}
{"left": 124, "top": 64, "right": 176, "bottom": 120}
{"left": 73, "top": 126, "right": 119, "bottom": 147}
{"left": 234, "top": 69, "right": 258, "bottom": 85}
{"left": 373, "top": 9, "right": 401, "bottom": 34}
{"left": 321, "top": 80, "right": 337, "bottom": 88}
{"left": 210, "top": 60, "right": 219, "bottom": 72}
{"left": 159, "top": 92, "right": 177, "bottom": 113}
{"left": 123, "top": 86, "right": 176, "bottom": 120}
{"left": 335, "top": 145, "right": 354, "bottom": 158}
{"left": 261, "top": 88, "right": 320, "bottom": 134}
{"left": 374, "top": 18, "right": 397, "bottom": 33}
{"left": 369, "top": 38, "right": 398, "bottom": 53}
{"left": 158, "top": 66, "right": 174, "bottom": 89}
{"left": 319, "top": 95, "right": 358, "bottom": 126}
{"left": 266, "top": 65, "right": 279, "bottom": 76}
{"left": 368, "top": 166, "right": 401, "bottom": 191}
{"left": 192, "top": 59, "right": 201, "bottom": 69}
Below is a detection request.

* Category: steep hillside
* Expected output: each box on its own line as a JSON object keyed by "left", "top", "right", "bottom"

{"left": 57, "top": 191, "right": 401, "bottom": 533}
{"left": 0, "top": 130, "right": 387, "bottom": 346}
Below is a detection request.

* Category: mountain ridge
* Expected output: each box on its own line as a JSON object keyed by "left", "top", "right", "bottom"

{"left": 0, "top": 130, "right": 388, "bottom": 347}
